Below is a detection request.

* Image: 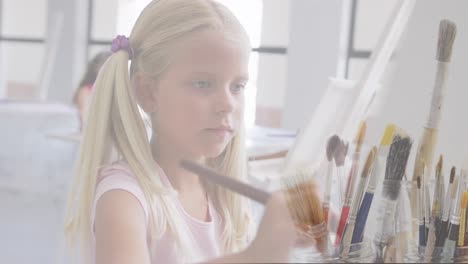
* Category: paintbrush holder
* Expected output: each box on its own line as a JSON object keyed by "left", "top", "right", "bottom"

{"left": 404, "top": 243, "right": 468, "bottom": 263}
{"left": 291, "top": 239, "right": 375, "bottom": 263}
{"left": 373, "top": 180, "right": 404, "bottom": 244}
{"left": 291, "top": 212, "right": 375, "bottom": 263}
{"left": 351, "top": 179, "right": 413, "bottom": 263}
{"left": 295, "top": 222, "right": 329, "bottom": 252}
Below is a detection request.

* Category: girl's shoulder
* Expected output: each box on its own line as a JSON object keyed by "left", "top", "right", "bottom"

{"left": 98, "top": 160, "right": 136, "bottom": 181}
{"left": 93, "top": 161, "right": 149, "bottom": 225}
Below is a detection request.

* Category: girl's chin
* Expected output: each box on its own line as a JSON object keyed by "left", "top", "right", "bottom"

{"left": 198, "top": 136, "right": 232, "bottom": 158}
{"left": 204, "top": 145, "right": 229, "bottom": 159}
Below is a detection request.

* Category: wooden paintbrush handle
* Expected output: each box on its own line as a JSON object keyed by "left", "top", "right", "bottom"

{"left": 248, "top": 149, "right": 289, "bottom": 161}
{"left": 426, "top": 62, "right": 449, "bottom": 129}
{"left": 458, "top": 209, "right": 466, "bottom": 246}
{"left": 412, "top": 130, "right": 438, "bottom": 181}
{"left": 180, "top": 160, "right": 270, "bottom": 204}
{"left": 383, "top": 239, "right": 398, "bottom": 263}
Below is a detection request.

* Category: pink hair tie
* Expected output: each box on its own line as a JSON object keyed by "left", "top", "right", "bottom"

{"left": 111, "top": 35, "right": 134, "bottom": 59}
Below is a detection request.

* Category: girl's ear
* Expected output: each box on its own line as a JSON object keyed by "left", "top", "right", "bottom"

{"left": 134, "top": 73, "right": 158, "bottom": 113}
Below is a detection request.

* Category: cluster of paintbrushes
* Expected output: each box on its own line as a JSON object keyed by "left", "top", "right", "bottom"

{"left": 321, "top": 122, "right": 413, "bottom": 260}
{"left": 324, "top": 123, "right": 468, "bottom": 262}
{"left": 327, "top": 18, "right": 462, "bottom": 262}
{"left": 413, "top": 157, "right": 468, "bottom": 261}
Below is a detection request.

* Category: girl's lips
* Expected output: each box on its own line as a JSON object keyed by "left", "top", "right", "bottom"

{"left": 206, "top": 125, "right": 234, "bottom": 132}
{"left": 208, "top": 127, "right": 233, "bottom": 132}
{"left": 205, "top": 128, "right": 234, "bottom": 139}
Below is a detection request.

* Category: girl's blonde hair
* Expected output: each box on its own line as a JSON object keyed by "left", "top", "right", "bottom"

{"left": 64, "top": 0, "right": 252, "bottom": 261}
{"left": 72, "top": 51, "right": 111, "bottom": 105}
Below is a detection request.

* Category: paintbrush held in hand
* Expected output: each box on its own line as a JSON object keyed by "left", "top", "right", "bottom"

{"left": 411, "top": 19, "right": 457, "bottom": 226}
{"left": 179, "top": 160, "right": 327, "bottom": 253}
{"left": 282, "top": 169, "right": 328, "bottom": 253}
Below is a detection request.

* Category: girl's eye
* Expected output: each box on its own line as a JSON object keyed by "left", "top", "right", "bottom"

{"left": 192, "top": 80, "right": 211, "bottom": 89}
{"left": 231, "top": 84, "right": 246, "bottom": 93}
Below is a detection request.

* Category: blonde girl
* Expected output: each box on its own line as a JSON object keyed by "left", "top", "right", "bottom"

{"left": 65, "top": 0, "right": 296, "bottom": 263}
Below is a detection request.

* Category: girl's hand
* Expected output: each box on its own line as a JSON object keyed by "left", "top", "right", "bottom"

{"left": 245, "top": 191, "right": 297, "bottom": 263}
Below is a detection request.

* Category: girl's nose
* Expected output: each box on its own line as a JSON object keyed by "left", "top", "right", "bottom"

{"left": 215, "top": 87, "right": 236, "bottom": 114}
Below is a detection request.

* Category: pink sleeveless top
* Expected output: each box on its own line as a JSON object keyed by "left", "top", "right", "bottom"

{"left": 91, "top": 161, "right": 223, "bottom": 263}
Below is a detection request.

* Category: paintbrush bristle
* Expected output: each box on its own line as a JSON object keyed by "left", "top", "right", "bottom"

{"left": 380, "top": 124, "right": 396, "bottom": 147}
{"left": 385, "top": 134, "right": 413, "bottom": 182}
{"left": 327, "top": 135, "right": 340, "bottom": 161}
{"left": 436, "top": 155, "right": 443, "bottom": 178}
{"left": 362, "top": 147, "right": 377, "bottom": 178}
{"left": 334, "top": 139, "right": 349, "bottom": 166}
{"left": 283, "top": 169, "right": 328, "bottom": 253}
{"left": 437, "top": 19, "right": 457, "bottom": 62}
{"left": 354, "top": 121, "right": 367, "bottom": 151}
{"left": 417, "top": 176, "right": 421, "bottom": 189}
{"left": 281, "top": 169, "right": 334, "bottom": 253}
{"left": 282, "top": 169, "right": 324, "bottom": 227}
{"left": 385, "top": 127, "right": 413, "bottom": 178}
{"left": 450, "top": 166, "right": 456, "bottom": 184}
{"left": 382, "top": 134, "right": 412, "bottom": 200}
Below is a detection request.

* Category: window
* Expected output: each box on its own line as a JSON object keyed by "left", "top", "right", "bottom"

{"left": 0, "top": 0, "right": 48, "bottom": 100}
{"left": 345, "top": 0, "right": 399, "bottom": 80}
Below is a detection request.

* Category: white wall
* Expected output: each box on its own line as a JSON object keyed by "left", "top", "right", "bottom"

{"left": 374, "top": 0, "right": 468, "bottom": 170}
{"left": 259, "top": 0, "right": 290, "bottom": 47}
{"left": 282, "top": 0, "right": 346, "bottom": 129}
{"left": 354, "top": 0, "right": 400, "bottom": 51}
{"left": 255, "top": 0, "right": 290, "bottom": 116}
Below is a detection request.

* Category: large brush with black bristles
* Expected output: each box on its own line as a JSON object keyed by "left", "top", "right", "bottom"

{"left": 373, "top": 131, "right": 413, "bottom": 262}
